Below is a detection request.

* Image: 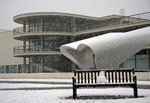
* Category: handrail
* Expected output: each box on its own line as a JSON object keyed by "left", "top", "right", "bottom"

{"left": 13, "top": 45, "right": 60, "bottom": 55}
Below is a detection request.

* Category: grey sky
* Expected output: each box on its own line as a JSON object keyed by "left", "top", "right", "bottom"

{"left": 0, "top": 0, "right": 150, "bottom": 30}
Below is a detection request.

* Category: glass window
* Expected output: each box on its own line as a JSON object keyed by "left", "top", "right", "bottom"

{"left": 122, "top": 56, "right": 135, "bottom": 69}
{"left": 43, "top": 55, "right": 72, "bottom": 72}
{"left": 29, "top": 56, "right": 41, "bottom": 73}
{"left": 29, "top": 55, "right": 72, "bottom": 73}
{"left": 8, "top": 65, "right": 17, "bottom": 73}
{"left": 43, "top": 36, "right": 69, "bottom": 51}
{"left": 0, "top": 66, "right": 5, "bottom": 73}
{"left": 29, "top": 37, "right": 41, "bottom": 52}
{"left": 136, "top": 55, "right": 148, "bottom": 71}
{"left": 43, "top": 17, "right": 71, "bottom": 32}
{"left": 28, "top": 18, "right": 41, "bottom": 32}
{"left": 122, "top": 53, "right": 149, "bottom": 71}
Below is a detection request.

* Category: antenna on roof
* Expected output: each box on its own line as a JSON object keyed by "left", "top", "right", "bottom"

{"left": 120, "top": 9, "right": 125, "bottom": 16}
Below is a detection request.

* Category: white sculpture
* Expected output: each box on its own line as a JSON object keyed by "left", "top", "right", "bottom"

{"left": 60, "top": 27, "right": 150, "bottom": 69}
{"left": 97, "top": 71, "right": 107, "bottom": 83}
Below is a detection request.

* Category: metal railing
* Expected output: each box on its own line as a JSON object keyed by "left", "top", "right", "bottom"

{"left": 13, "top": 12, "right": 150, "bottom": 36}
{"left": 75, "top": 12, "right": 150, "bottom": 32}
{"left": 13, "top": 45, "right": 60, "bottom": 55}
{"left": 13, "top": 25, "right": 72, "bottom": 36}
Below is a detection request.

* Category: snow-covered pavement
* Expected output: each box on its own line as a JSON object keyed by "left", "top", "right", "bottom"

{"left": 0, "top": 88, "right": 150, "bottom": 103}
{"left": 0, "top": 79, "right": 150, "bottom": 103}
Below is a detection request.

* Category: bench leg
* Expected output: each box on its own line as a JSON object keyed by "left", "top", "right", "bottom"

{"left": 133, "top": 85, "right": 138, "bottom": 98}
{"left": 73, "top": 85, "right": 77, "bottom": 99}
{"left": 133, "top": 76, "right": 138, "bottom": 98}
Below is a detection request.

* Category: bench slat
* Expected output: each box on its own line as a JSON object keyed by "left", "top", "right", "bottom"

{"left": 84, "top": 72, "right": 86, "bottom": 83}
{"left": 115, "top": 72, "right": 117, "bottom": 83}
{"left": 112, "top": 71, "right": 114, "bottom": 83}
{"left": 94, "top": 72, "right": 97, "bottom": 83}
{"left": 91, "top": 72, "right": 93, "bottom": 83}
{"left": 78, "top": 72, "right": 80, "bottom": 83}
{"left": 88, "top": 72, "right": 90, "bottom": 83}
{"left": 81, "top": 72, "right": 83, "bottom": 83}
{"left": 122, "top": 71, "right": 124, "bottom": 82}
{"left": 108, "top": 71, "right": 110, "bottom": 83}
{"left": 118, "top": 71, "right": 121, "bottom": 83}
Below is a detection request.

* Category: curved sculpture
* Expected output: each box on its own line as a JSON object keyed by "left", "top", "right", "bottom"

{"left": 60, "top": 27, "right": 150, "bottom": 69}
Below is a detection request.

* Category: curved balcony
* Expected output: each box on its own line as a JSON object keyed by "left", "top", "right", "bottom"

{"left": 13, "top": 12, "right": 150, "bottom": 40}
{"left": 13, "top": 45, "right": 62, "bottom": 57}
{"left": 13, "top": 26, "right": 73, "bottom": 40}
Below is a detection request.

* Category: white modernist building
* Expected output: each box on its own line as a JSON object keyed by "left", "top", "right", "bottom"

{"left": 0, "top": 12, "right": 150, "bottom": 73}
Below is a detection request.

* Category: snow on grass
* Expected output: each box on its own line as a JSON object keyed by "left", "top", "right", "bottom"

{"left": 137, "top": 81, "right": 150, "bottom": 85}
{"left": 0, "top": 79, "right": 72, "bottom": 83}
{"left": 0, "top": 83, "right": 71, "bottom": 89}
{"left": 1, "top": 79, "right": 150, "bottom": 85}
{"left": 0, "top": 79, "right": 150, "bottom": 103}
{"left": 0, "top": 88, "right": 150, "bottom": 103}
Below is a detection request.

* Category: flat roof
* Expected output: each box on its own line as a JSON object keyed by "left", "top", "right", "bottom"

{"left": 13, "top": 12, "right": 121, "bottom": 24}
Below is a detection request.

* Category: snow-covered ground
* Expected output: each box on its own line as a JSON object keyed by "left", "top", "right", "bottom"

{"left": 1, "top": 79, "right": 150, "bottom": 85}
{"left": 0, "top": 79, "right": 72, "bottom": 83}
{"left": 0, "top": 88, "right": 150, "bottom": 103}
{"left": 0, "top": 79, "right": 150, "bottom": 103}
{"left": 0, "top": 83, "right": 71, "bottom": 89}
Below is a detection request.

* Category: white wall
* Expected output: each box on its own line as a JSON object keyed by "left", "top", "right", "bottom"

{"left": 0, "top": 30, "right": 23, "bottom": 65}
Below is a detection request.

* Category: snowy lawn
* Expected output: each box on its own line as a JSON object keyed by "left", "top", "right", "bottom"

{"left": 0, "top": 83, "right": 71, "bottom": 89}
{"left": 0, "top": 88, "right": 150, "bottom": 103}
{"left": 0, "top": 79, "right": 72, "bottom": 83}
{"left": 1, "top": 79, "right": 150, "bottom": 85}
{"left": 0, "top": 79, "right": 150, "bottom": 103}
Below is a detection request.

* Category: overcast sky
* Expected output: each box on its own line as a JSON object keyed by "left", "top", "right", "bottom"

{"left": 0, "top": 0, "right": 150, "bottom": 30}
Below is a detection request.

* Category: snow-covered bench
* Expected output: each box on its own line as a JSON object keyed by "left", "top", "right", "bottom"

{"left": 72, "top": 68, "right": 138, "bottom": 99}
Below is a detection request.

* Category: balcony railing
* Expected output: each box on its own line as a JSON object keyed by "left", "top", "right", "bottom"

{"left": 13, "top": 12, "right": 150, "bottom": 36}
{"left": 13, "top": 25, "right": 72, "bottom": 36}
{"left": 13, "top": 45, "right": 60, "bottom": 55}
{"left": 75, "top": 12, "right": 150, "bottom": 32}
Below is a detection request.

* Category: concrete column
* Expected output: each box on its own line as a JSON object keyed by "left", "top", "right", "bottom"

{"left": 41, "top": 36, "right": 44, "bottom": 51}
{"left": 23, "top": 21, "right": 26, "bottom": 33}
{"left": 72, "top": 18, "right": 75, "bottom": 33}
{"left": 23, "top": 40, "right": 26, "bottom": 52}
{"left": 23, "top": 57, "right": 26, "bottom": 73}
{"left": 17, "top": 65, "right": 21, "bottom": 73}
{"left": 40, "top": 17, "right": 43, "bottom": 32}
{"left": 147, "top": 50, "right": 150, "bottom": 70}
{"left": 5, "top": 65, "right": 9, "bottom": 73}
{"left": 41, "top": 56, "right": 44, "bottom": 73}
{"left": 71, "top": 63, "right": 76, "bottom": 72}
{"left": 135, "top": 55, "right": 137, "bottom": 69}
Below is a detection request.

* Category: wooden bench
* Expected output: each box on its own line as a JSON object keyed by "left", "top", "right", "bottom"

{"left": 72, "top": 68, "right": 138, "bottom": 99}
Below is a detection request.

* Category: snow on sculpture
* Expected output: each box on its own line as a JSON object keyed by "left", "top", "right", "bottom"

{"left": 60, "top": 27, "right": 150, "bottom": 70}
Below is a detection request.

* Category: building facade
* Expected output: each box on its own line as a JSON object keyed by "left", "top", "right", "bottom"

{"left": 0, "top": 30, "right": 23, "bottom": 73}
{"left": 1, "top": 12, "right": 150, "bottom": 73}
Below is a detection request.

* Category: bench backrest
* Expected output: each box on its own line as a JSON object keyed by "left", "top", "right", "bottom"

{"left": 74, "top": 68, "right": 135, "bottom": 84}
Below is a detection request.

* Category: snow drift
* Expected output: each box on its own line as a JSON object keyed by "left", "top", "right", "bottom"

{"left": 60, "top": 27, "right": 150, "bottom": 69}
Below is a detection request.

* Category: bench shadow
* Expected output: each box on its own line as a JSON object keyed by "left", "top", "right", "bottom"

{"left": 64, "top": 95, "right": 144, "bottom": 100}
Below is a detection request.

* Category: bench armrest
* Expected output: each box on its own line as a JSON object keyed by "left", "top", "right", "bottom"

{"left": 133, "top": 74, "right": 137, "bottom": 83}
{"left": 72, "top": 76, "right": 76, "bottom": 84}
